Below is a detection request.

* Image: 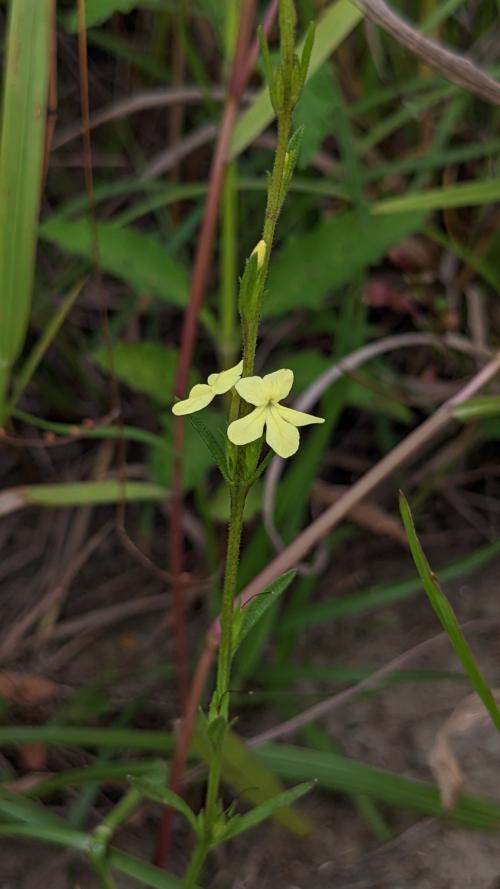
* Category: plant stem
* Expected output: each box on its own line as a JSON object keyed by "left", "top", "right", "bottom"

{"left": 242, "top": 113, "right": 290, "bottom": 377}
{"left": 182, "top": 838, "right": 208, "bottom": 889}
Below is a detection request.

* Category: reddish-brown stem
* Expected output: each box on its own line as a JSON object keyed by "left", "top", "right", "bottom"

{"left": 153, "top": 641, "right": 216, "bottom": 867}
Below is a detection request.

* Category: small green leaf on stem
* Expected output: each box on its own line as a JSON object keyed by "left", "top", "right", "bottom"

{"left": 220, "top": 780, "right": 314, "bottom": 842}
{"left": 232, "top": 570, "right": 296, "bottom": 656}
{"left": 128, "top": 776, "right": 199, "bottom": 833}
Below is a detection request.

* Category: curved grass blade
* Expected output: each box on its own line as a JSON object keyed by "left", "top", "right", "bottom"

{"left": 399, "top": 492, "right": 500, "bottom": 734}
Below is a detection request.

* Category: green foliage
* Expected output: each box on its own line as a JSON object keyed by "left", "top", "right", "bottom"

{"left": 64, "top": 0, "right": 165, "bottom": 32}
{"left": 258, "top": 744, "right": 500, "bottom": 828}
{"left": 264, "top": 211, "right": 424, "bottom": 315}
{"left": 40, "top": 219, "right": 188, "bottom": 308}
{"left": 230, "top": 0, "right": 363, "bottom": 157}
{"left": 94, "top": 342, "right": 179, "bottom": 405}
{"left": 294, "top": 63, "right": 337, "bottom": 167}
{"left": 193, "top": 721, "right": 314, "bottom": 836}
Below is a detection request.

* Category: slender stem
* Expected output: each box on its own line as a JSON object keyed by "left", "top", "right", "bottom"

{"left": 242, "top": 113, "right": 290, "bottom": 377}
{"left": 205, "top": 484, "right": 247, "bottom": 824}
{"left": 182, "top": 839, "right": 208, "bottom": 889}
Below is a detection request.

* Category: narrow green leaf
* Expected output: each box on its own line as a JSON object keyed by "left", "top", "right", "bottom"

{"left": 40, "top": 219, "right": 188, "bottom": 308}
{"left": 222, "top": 781, "right": 314, "bottom": 841}
{"left": 28, "top": 760, "right": 167, "bottom": 799}
{"left": 454, "top": 395, "right": 500, "bottom": 422}
{"left": 9, "top": 278, "right": 85, "bottom": 412}
{"left": 0, "top": 0, "right": 51, "bottom": 419}
{"left": 0, "top": 787, "right": 67, "bottom": 828}
{"left": 0, "top": 823, "right": 90, "bottom": 852}
{"left": 187, "top": 411, "right": 230, "bottom": 481}
{"left": 258, "top": 744, "right": 500, "bottom": 829}
{"left": 128, "top": 777, "right": 198, "bottom": 832}
{"left": 374, "top": 178, "right": 500, "bottom": 215}
{"left": 230, "top": 0, "right": 362, "bottom": 158}
{"left": 233, "top": 571, "right": 296, "bottom": 655}
{"left": 400, "top": 492, "right": 500, "bottom": 734}
{"left": 0, "top": 481, "right": 167, "bottom": 516}
{"left": 0, "top": 725, "right": 174, "bottom": 752}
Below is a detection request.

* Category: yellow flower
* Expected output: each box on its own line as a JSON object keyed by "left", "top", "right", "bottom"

{"left": 172, "top": 360, "right": 243, "bottom": 415}
{"left": 227, "top": 368, "right": 324, "bottom": 458}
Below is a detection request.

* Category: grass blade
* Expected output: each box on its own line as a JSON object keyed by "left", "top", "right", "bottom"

{"left": 8, "top": 278, "right": 85, "bottom": 412}
{"left": 0, "top": 0, "right": 51, "bottom": 421}
{"left": 399, "top": 492, "right": 500, "bottom": 734}
{"left": 0, "top": 481, "right": 167, "bottom": 516}
{"left": 258, "top": 743, "right": 500, "bottom": 828}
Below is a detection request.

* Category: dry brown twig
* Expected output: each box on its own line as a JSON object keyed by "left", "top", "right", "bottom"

{"left": 356, "top": 0, "right": 500, "bottom": 105}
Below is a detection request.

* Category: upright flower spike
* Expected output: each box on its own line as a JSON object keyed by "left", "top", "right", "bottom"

{"left": 227, "top": 368, "right": 324, "bottom": 458}
{"left": 172, "top": 360, "right": 243, "bottom": 415}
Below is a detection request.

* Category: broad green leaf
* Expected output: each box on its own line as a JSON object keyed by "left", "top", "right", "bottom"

{"left": 374, "top": 178, "right": 500, "bottom": 215}
{"left": 400, "top": 493, "right": 500, "bottom": 734}
{"left": 221, "top": 781, "right": 314, "bottom": 842}
{"left": 64, "top": 0, "right": 164, "bottom": 32}
{"left": 0, "top": 0, "right": 51, "bottom": 420}
{"left": 128, "top": 777, "right": 198, "bottom": 832}
{"left": 258, "top": 744, "right": 500, "bottom": 829}
{"left": 294, "top": 64, "right": 337, "bottom": 168}
{"left": 264, "top": 211, "right": 424, "bottom": 316}
{"left": 233, "top": 571, "right": 296, "bottom": 655}
{"left": 0, "top": 480, "right": 167, "bottom": 516}
{"left": 40, "top": 219, "right": 188, "bottom": 307}
{"left": 94, "top": 342, "right": 179, "bottom": 406}
{"left": 192, "top": 721, "right": 313, "bottom": 836}
{"left": 30, "top": 760, "right": 168, "bottom": 799}
{"left": 230, "top": 0, "right": 363, "bottom": 158}
{"left": 454, "top": 395, "right": 500, "bottom": 422}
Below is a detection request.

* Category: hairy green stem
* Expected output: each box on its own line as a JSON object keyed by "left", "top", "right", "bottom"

{"left": 242, "top": 113, "right": 291, "bottom": 377}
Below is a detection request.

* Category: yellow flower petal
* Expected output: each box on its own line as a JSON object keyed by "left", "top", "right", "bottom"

{"left": 262, "top": 368, "right": 294, "bottom": 402}
{"left": 235, "top": 375, "right": 269, "bottom": 406}
{"left": 251, "top": 239, "right": 267, "bottom": 269}
{"left": 227, "top": 406, "right": 267, "bottom": 446}
{"left": 277, "top": 405, "right": 325, "bottom": 427}
{"left": 265, "top": 405, "right": 299, "bottom": 458}
{"left": 207, "top": 359, "right": 243, "bottom": 395}
{"left": 172, "top": 383, "right": 214, "bottom": 415}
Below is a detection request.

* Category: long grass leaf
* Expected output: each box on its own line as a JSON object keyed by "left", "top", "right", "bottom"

{"left": 0, "top": 0, "right": 51, "bottom": 421}
{"left": 400, "top": 492, "right": 500, "bottom": 733}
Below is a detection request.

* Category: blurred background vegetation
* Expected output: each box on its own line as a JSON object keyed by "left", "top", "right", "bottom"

{"left": 1, "top": 0, "right": 500, "bottom": 886}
